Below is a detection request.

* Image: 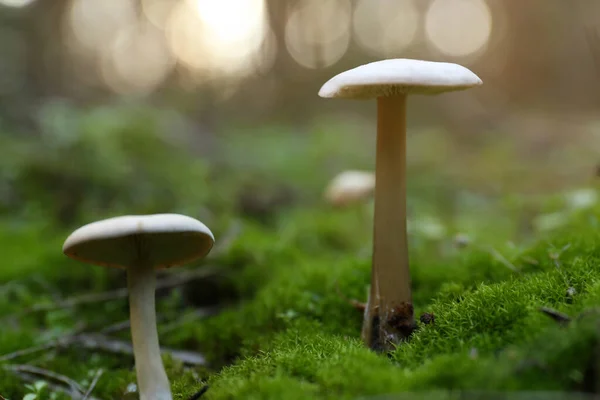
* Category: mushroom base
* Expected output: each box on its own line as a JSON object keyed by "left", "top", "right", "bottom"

{"left": 362, "top": 94, "right": 415, "bottom": 352}
{"left": 364, "top": 301, "right": 417, "bottom": 352}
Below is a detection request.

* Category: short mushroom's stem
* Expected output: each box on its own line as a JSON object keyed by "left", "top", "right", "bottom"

{"left": 128, "top": 262, "right": 172, "bottom": 400}
{"left": 362, "top": 95, "right": 415, "bottom": 351}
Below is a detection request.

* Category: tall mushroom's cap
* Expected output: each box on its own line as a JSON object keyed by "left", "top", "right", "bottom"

{"left": 63, "top": 214, "right": 215, "bottom": 269}
{"left": 318, "top": 59, "right": 482, "bottom": 99}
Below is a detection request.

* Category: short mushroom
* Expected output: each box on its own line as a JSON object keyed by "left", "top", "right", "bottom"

{"left": 319, "top": 59, "right": 482, "bottom": 351}
{"left": 325, "top": 170, "right": 375, "bottom": 207}
{"left": 62, "top": 214, "right": 215, "bottom": 400}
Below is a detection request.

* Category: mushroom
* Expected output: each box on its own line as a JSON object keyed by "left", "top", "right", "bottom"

{"left": 325, "top": 170, "right": 375, "bottom": 207}
{"left": 62, "top": 214, "right": 215, "bottom": 400}
{"left": 319, "top": 59, "right": 482, "bottom": 351}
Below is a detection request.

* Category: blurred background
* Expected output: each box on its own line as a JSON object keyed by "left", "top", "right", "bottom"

{"left": 2, "top": 0, "right": 600, "bottom": 251}
{"left": 4, "top": 1, "right": 600, "bottom": 396}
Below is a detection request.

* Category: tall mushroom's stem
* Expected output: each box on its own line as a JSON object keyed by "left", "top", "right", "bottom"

{"left": 362, "top": 95, "right": 415, "bottom": 351}
{"left": 128, "top": 262, "right": 172, "bottom": 400}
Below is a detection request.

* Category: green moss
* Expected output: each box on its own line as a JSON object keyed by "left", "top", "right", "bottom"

{"left": 196, "top": 207, "right": 600, "bottom": 399}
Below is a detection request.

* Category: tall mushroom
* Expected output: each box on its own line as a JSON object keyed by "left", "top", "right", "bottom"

{"left": 319, "top": 59, "right": 482, "bottom": 351}
{"left": 62, "top": 214, "right": 215, "bottom": 400}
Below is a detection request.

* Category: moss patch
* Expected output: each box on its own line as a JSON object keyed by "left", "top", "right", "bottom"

{"left": 193, "top": 208, "right": 600, "bottom": 399}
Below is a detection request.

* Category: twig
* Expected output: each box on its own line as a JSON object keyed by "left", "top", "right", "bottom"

{"left": 334, "top": 279, "right": 367, "bottom": 312}
{"left": 0, "top": 334, "right": 207, "bottom": 369}
{"left": 0, "top": 306, "right": 215, "bottom": 366}
{"left": 65, "top": 334, "right": 207, "bottom": 366}
{"left": 0, "top": 324, "right": 89, "bottom": 364}
{"left": 189, "top": 385, "right": 209, "bottom": 400}
{"left": 0, "top": 342, "right": 57, "bottom": 363}
{"left": 539, "top": 307, "right": 571, "bottom": 325}
{"left": 4, "top": 364, "right": 86, "bottom": 395}
{"left": 83, "top": 369, "right": 104, "bottom": 400}
{"left": 19, "top": 266, "right": 219, "bottom": 314}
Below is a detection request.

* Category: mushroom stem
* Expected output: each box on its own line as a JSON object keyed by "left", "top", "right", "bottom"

{"left": 362, "top": 94, "right": 415, "bottom": 351}
{"left": 128, "top": 261, "right": 172, "bottom": 400}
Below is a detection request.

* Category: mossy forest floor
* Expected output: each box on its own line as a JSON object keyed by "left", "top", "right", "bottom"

{"left": 2, "top": 108, "right": 600, "bottom": 399}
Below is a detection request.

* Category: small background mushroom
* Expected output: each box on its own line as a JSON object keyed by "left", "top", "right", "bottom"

{"left": 324, "top": 170, "right": 375, "bottom": 208}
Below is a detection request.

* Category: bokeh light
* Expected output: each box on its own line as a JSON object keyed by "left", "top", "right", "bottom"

{"left": 425, "top": 0, "right": 493, "bottom": 59}
{"left": 284, "top": 0, "right": 352, "bottom": 69}
{"left": 101, "top": 22, "right": 176, "bottom": 95}
{"left": 165, "top": 1, "right": 209, "bottom": 74}
{"left": 167, "top": 0, "right": 268, "bottom": 79}
{"left": 66, "top": 0, "right": 137, "bottom": 55}
{"left": 352, "top": 0, "right": 419, "bottom": 57}
{"left": 59, "top": 0, "right": 500, "bottom": 96}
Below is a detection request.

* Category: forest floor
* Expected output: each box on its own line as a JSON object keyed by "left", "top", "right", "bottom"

{"left": 2, "top": 111, "right": 600, "bottom": 399}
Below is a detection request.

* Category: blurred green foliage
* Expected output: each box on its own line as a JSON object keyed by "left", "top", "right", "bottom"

{"left": 1, "top": 101, "right": 214, "bottom": 227}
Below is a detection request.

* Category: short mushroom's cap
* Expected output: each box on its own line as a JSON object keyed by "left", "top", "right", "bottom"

{"left": 325, "top": 170, "right": 375, "bottom": 207}
{"left": 63, "top": 214, "right": 215, "bottom": 269}
{"left": 318, "top": 58, "right": 482, "bottom": 99}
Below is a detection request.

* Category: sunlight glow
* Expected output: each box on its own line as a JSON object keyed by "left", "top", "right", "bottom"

{"left": 425, "top": 0, "right": 493, "bottom": 58}
{"left": 194, "top": 0, "right": 264, "bottom": 45}
{"left": 167, "top": 0, "right": 268, "bottom": 79}
{"left": 285, "top": 0, "right": 351, "bottom": 69}
{"left": 353, "top": 0, "right": 419, "bottom": 57}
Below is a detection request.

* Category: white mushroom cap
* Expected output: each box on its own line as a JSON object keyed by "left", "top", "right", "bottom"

{"left": 318, "top": 59, "right": 482, "bottom": 99}
{"left": 63, "top": 214, "right": 215, "bottom": 269}
{"left": 325, "top": 170, "right": 375, "bottom": 207}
